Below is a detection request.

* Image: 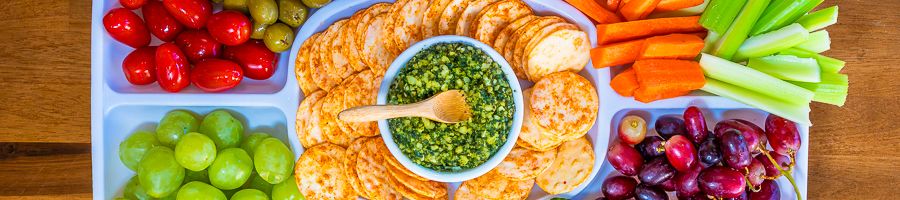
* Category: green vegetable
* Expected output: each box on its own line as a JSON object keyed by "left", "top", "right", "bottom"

{"left": 710, "top": 0, "right": 770, "bottom": 60}
{"left": 138, "top": 146, "right": 185, "bottom": 198}
{"left": 209, "top": 148, "right": 254, "bottom": 190}
{"left": 177, "top": 181, "right": 227, "bottom": 200}
{"left": 796, "top": 6, "right": 838, "bottom": 31}
{"left": 794, "top": 30, "right": 830, "bottom": 53}
{"left": 700, "top": 53, "right": 814, "bottom": 105}
{"left": 750, "top": 0, "right": 824, "bottom": 35}
{"left": 703, "top": 78, "right": 811, "bottom": 125}
{"left": 231, "top": 189, "right": 268, "bottom": 200}
{"left": 747, "top": 55, "right": 821, "bottom": 82}
{"left": 156, "top": 110, "right": 199, "bottom": 147}
{"left": 648, "top": 0, "right": 710, "bottom": 18}
{"left": 174, "top": 132, "right": 217, "bottom": 171}
{"left": 119, "top": 130, "right": 160, "bottom": 171}
{"left": 734, "top": 23, "right": 810, "bottom": 61}
{"left": 199, "top": 110, "right": 244, "bottom": 150}
{"left": 253, "top": 138, "right": 294, "bottom": 184}
{"left": 702, "top": 31, "right": 722, "bottom": 53}
{"left": 699, "top": 0, "right": 749, "bottom": 33}
{"left": 778, "top": 48, "right": 845, "bottom": 73}
{"left": 790, "top": 73, "right": 848, "bottom": 106}
{"left": 272, "top": 177, "right": 305, "bottom": 200}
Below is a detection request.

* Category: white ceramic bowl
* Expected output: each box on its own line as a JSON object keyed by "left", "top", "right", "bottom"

{"left": 376, "top": 36, "right": 524, "bottom": 182}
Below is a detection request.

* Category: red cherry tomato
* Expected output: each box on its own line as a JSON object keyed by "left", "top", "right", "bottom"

{"left": 156, "top": 43, "right": 191, "bottom": 92}
{"left": 174, "top": 29, "right": 222, "bottom": 63}
{"left": 162, "top": 0, "right": 212, "bottom": 29}
{"left": 141, "top": 0, "right": 183, "bottom": 42}
{"left": 223, "top": 40, "right": 277, "bottom": 80}
{"left": 206, "top": 10, "right": 252, "bottom": 46}
{"left": 122, "top": 46, "right": 157, "bottom": 85}
{"left": 191, "top": 59, "right": 244, "bottom": 92}
{"left": 103, "top": 8, "right": 150, "bottom": 48}
{"left": 120, "top": 0, "right": 148, "bottom": 9}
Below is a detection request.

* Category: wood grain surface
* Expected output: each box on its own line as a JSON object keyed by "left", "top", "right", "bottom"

{"left": 0, "top": 0, "right": 897, "bottom": 199}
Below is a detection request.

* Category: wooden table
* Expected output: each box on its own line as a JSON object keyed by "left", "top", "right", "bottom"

{"left": 0, "top": 0, "right": 897, "bottom": 199}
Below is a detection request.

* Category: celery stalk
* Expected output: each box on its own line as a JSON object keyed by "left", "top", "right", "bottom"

{"left": 649, "top": 0, "right": 710, "bottom": 18}
{"left": 699, "top": 0, "right": 749, "bottom": 33}
{"left": 734, "top": 23, "right": 810, "bottom": 61}
{"left": 703, "top": 78, "right": 812, "bottom": 126}
{"left": 710, "top": 0, "right": 771, "bottom": 60}
{"left": 779, "top": 48, "right": 845, "bottom": 73}
{"left": 700, "top": 53, "right": 814, "bottom": 105}
{"left": 794, "top": 30, "right": 831, "bottom": 53}
{"left": 748, "top": 55, "right": 821, "bottom": 82}
{"left": 703, "top": 31, "right": 722, "bottom": 53}
{"left": 790, "top": 73, "right": 848, "bottom": 106}
{"left": 796, "top": 6, "right": 839, "bottom": 31}
{"left": 750, "top": 0, "right": 824, "bottom": 35}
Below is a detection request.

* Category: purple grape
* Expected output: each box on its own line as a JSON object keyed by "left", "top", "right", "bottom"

{"left": 719, "top": 130, "right": 751, "bottom": 170}
{"left": 636, "top": 136, "right": 666, "bottom": 160}
{"left": 601, "top": 175, "right": 638, "bottom": 200}
{"left": 726, "top": 191, "right": 749, "bottom": 200}
{"left": 639, "top": 157, "right": 676, "bottom": 186}
{"left": 747, "top": 158, "right": 766, "bottom": 189}
{"left": 765, "top": 114, "right": 801, "bottom": 155}
{"left": 698, "top": 166, "right": 746, "bottom": 198}
{"left": 674, "top": 165, "right": 701, "bottom": 197}
{"left": 683, "top": 106, "right": 709, "bottom": 144}
{"left": 715, "top": 119, "right": 765, "bottom": 154}
{"left": 635, "top": 184, "right": 668, "bottom": 200}
{"left": 698, "top": 138, "right": 722, "bottom": 168}
{"left": 660, "top": 177, "right": 676, "bottom": 191}
{"left": 608, "top": 141, "right": 644, "bottom": 176}
{"left": 749, "top": 180, "right": 780, "bottom": 200}
{"left": 655, "top": 116, "right": 686, "bottom": 139}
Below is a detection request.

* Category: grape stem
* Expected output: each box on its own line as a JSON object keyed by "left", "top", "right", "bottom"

{"left": 761, "top": 150, "right": 802, "bottom": 200}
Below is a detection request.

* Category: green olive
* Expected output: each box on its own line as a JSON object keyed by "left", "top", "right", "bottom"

{"left": 263, "top": 23, "right": 294, "bottom": 53}
{"left": 224, "top": 0, "right": 250, "bottom": 13}
{"left": 300, "top": 0, "right": 331, "bottom": 8}
{"left": 251, "top": 21, "right": 269, "bottom": 40}
{"left": 278, "top": 0, "right": 308, "bottom": 28}
{"left": 249, "top": 0, "right": 278, "bottom": 25}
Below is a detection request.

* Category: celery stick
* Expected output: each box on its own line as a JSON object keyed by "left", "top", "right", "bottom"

{"left": 797, "top": 6, "right": 839, "bottom": 31}
{"left": 703, "top": 31, "right": 722, "bottom": 53}
{"left": 779, "top": 48, "right": 845, "bottom": 73}
{"left": 649, "top": 0, "right": 710, "bottom": 18}
{"left": 750, "top": 0, "right": 824, "bottom": 35}
{"left": 699, "top": 0, "right": 749, "bottom": 33}
{"left": 700, "top": 53, "right": 814, "bottom": 105}
{"left": 710, "top": 0, "right": 771, "bottom": 60}
{"left": 794, "top": 30, "right": 831, "bottom": 53}
{"left": 790, "top": 73, "right": 848, "bottom": 106}
{"left": 748, "top": 55, "right": 821, "bottom": 82}
{"left": 734, "top": 23, "right": 810, "bottom": 61}
{"left": 703, "top": 78, "right": 812, "bottom": 126}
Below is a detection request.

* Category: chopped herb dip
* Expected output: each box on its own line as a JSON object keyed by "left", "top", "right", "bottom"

{"left": 387, "top": 42, "right": 515, "bottom": 172}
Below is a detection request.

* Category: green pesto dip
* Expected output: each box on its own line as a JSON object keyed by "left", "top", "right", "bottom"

{"left": 387, "top": 43, "right": 515, "bottom": 172}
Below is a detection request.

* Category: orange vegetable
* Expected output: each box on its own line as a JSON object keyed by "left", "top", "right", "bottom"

{"left": 590, "top": 39, "right": 644, "bottom": 68}
{"left": 638, "top": 34, "right": 704, "bottom": 60}
{"left": 654, "top": 0, "right": 704, "bottom": 12}
{"left": 564, "top": 0, "right": 623, "bottom": 24}
{"left": 611, "top": 68, "right": 639, "bottom": 96}
{"left": 688, "top": 31, "right": 708, "bottom": 39}
{"left": 604, "top": 0, "right": 622, "bottom": 11}
{"left": 632, "top": 59, "right": 705, "bottom": 102}
{"left": 596, "top": 16, "right": 705, "bottom": 44}
{"left": 620, "top": 0, "right": 662, "bottom": 21}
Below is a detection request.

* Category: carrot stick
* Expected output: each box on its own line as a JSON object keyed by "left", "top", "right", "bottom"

{"left": 611, "top": 68, "right": 640, "bottom": 96}
{"left": 654, "top": 0, "right": 705, "bottom": 12}
{"left": 632, "top": 59, "right": 705, "bottom": 102}
{"left": 603, "top": 0, "right": 622, "bottom": 11}
{"left": 590, "top": 39, "right": 645, "bottom": 68}
{"left": 638, "top": 34, "right": 705, "bottom": 60}
{"left": 620, "top": 0, "right": 662, "bottom": 21}
{"left": 596, "top": 16, "right": 705, "bottom": 44}
{"left": 688, "top": 31, "right": 708, "bottom": 39}
{"left": 634, "top": 88, "right": 691, "bottom": 103}
{"left": 564, "top": 0, "right": 623, "bottom": 24}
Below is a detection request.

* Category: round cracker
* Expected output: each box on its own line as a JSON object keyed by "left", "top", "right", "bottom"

{"left": 536, "top": 136, "right": 594, "bottom": 195}
{"left": 379, "top": 138, "right": 430, "bottom": 182}
{"left": 344, "top": 9, "right": 368, "bottom": 73}
{"left": 453, "top": 183, "right": 480, "bottom": 200}
{"left": 319, "top": 89, "right": 354, "bottom": 147}
{"left": 530, "top": 71, "right": 598, "bottom": 141}
{"left": 391, "top": 0, "right": 430, "bottom": 50}
{"left": 511, "top": 17, "right": 566, "bottom": 80}
{"left": 311, "top": 21, "right": 344, "bottom": 91}
{"left": 518, "top": 88, "right": 563, "bottom": 151}
{"left": 524, "top": 28, "right": 591, "bottom": 82}
{"left": 294, "top": 143, "right": 354, "bottom": 200}
{"left": 383, "top": 0, "right": 410, "bottom": 56}
{"left": 504, "top": 16, "right": 564, "bottom": 79}
{"left": 358, "top": 138, "right": 402, "bottom": 200}
{"left": 356, "top": 4, "right": 391, "bottom": 69}
{"left": 465, "top": 169, "right": 534, "bottom": 199}
{"left": 297, "top": 90, "right": 327, "bottom": 148}
{"left": 492, "top": 15, "right": 536, "bottom": 55}
{"left": 472, "top": 0, "right": 532, "bottom": 44}
{"left": 334, "top": 70, "right": 382, "bottom": 138}
{"left": 327, "top": 19, "right": 353, "bottom": 79}
{"left": 386, "top": 161, "right": 448, "bottom": 198}
{"left": 496, "top": 146, "right": 557, "bottom": 181}
{"left": 438, "top": 0, "right": 469, "bottom": 35}
{"left": 516, "top": 23, "right": 578, "bottom": 80}
{"left": 454, "top": 0, "right": 500, "bottom": 37}
{"left": 344, "top": 137, "right": 373, "bottom": 199}
{"left": 387, "top": 174, "right": 447, "bottom": 200}
{"left": 296, "top": 32, "right": 321, "bottom": 95}
{"left": 364, "top": 13, "right": 396, "bottom": 76}
{"left": 421, "top": 0, "right": 453, "bottom": 38}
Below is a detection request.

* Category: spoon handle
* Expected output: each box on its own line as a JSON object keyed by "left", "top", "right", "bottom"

{"left": 338, "top": 104, "right": 429, "bottom": 122}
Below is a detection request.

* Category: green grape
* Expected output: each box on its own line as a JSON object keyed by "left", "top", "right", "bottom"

{"left": 272, "top": 176, "right": 304, "bottom": 200}
{"left": 177, "top": 181, "right": 227, "bottom": 200}
{"left": 209, "top": 148, "right": 253, "bottom": 190}
{"left": 241, "top": 132, "right": 271, "bottom": 156}
{"left": 223, "top": 188, "right": 240, "bottom": 199}
{"left": 123, "top": 175, "right": 154, "bottom": 200}
{"left": 242, "top": 173, "right": 274, "bottom": 195}
{"left": 199, "top": 110, "right": 244, "bottom": 149}
{"left": 254, "top": 138, "right": 294, "bottom": 184}
{"left": 119, "top": 130, "right": 161, "bottom": 171}
{"left": 156, "top": 110, "right": 199, "bottom": 147}
{"left": 231, "top": 189, "right": 268, "bottom": 200}
{"left": 175, "top": 132, "right": 217, "bottom": 171}
{"left": 137, "top": 146, "right": 185, "bottom": 198}
{"left": 184, "top": 168, "right": 210, "bottom": 184}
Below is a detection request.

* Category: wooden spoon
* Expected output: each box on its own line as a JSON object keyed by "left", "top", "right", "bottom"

{"left": 338, "top": 90, "right": 472, "bottom": 123}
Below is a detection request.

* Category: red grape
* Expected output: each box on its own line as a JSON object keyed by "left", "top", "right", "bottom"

{"left": 726, "top": 191, "right": 749, "bottom": 200}
{"left": 749, "top": 180, "right": 780, "bottom": 200}
{"left": 674, "top": 165, "right": 701, "bottom": 197}
{"left": 755, "top": 151, "right": 792, "bottom": 178}
{"left": 601, "top": 175, "right": 637, "bottom": 200}
{"left": 747, "top": 158, "right": 766, "bottom": 189}
{"left": 655, "top": 116, "right": 686, "bottom": 139}
{"left": 716, "top": 119, "right": 765, "bottom": 154}
{"left": 734, "top": 119, "right": 768, "bottom": 151}
{"left": 698, "top": 138, "right": 722, "bottom": 168}
{"left": 619, "top": 115, "right": 648, "bottom": 145}
{"left": 677, "top": 193, "right": 707, "bottom": 200}
{"left": 660, "top": 178, "right": 676, "bottom": 191}
{"left": 765, "top": 114, "right": 801, "bottom": 155}
{"left": 635, "top": 184, "right": 668, "bottom": 200}
{"left": 719, "top": 130, "right": 751, "bottom": 170}
{"left": 665, "top": 135, "right": 697, "bottom": 172}
{"left": 636, "top": 136, "right": 666, "bottom": 160}
{"left": 683, "top": 106, "right": 709, "bottom": 144}
{"left": 639, "top": 157, "right": 676, "bottom": 186}
{"left": 698, "top": 166, "right": 746, "bottom": 198}
{"left": 608, "top": 142, "right": 644, "bottom": 176}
